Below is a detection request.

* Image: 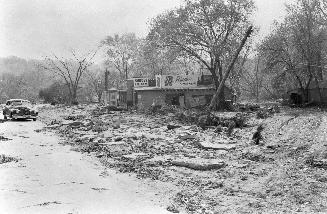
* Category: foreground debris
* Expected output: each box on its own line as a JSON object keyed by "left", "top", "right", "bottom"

{"left": 171, "top": 158, "right": 226, "bottom": 171}
{"left": 38, "top": 104, "right": 327, "bottom": 213}
{"left": 0, "top": 154, "right": 19, "bottom": 164}
{"left": 0, "top": 136, "right": 12, "bottom": 141}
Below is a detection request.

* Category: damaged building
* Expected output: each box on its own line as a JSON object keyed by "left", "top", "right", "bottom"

{"left": 287, "top": 80, "right": 327, "bottom": 105}
{"left": 104, "top": 74, "right": 233, "bottom": 109}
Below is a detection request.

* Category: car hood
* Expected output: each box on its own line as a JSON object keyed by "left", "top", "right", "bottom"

{"left": 9, "top": 105, "right": 34, "bottom": 110}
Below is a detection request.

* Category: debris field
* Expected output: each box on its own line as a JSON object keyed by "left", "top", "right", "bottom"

{"left": 38, "top": 104, "right": 327, "bottom": 213}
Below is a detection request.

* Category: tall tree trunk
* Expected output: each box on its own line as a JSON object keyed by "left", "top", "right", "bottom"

{"left": 209, "top": 26, "right": 253, "bottom": 110}
{"left": 66, "top": 83, "right": 73, "bottom": 105}
{"left": 104, "top": 69, "right": 109, "bottom": 91}
{"left": 211, "top": 68, "right": 219, "bottom": 90}
{"left": 255, "top": 56, "right": 260, "bottom": 103}
{"left": 71, "top": 85, "right": 78, "bottom": 105}
{"left": 217, "top": 89, "right": 225, "bottom": 110}
{"left": 125, "top": 63, "right": 128, "bottom": 80}
{"left": 314, "top": 76, "right": 322, "bottom": 104}
{"left": 97, "top": 92, "right": 102, "bottom": 103}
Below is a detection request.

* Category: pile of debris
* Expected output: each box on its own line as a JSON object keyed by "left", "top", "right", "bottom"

{"left": 0, "top": 154, "right": 19, "bottom": 164}
{"left": 256, "top": 105, "right": 280, "bottom": 119}
{"left": 41, "top": 103, "right": 327, "bottom": 213}
{"left": 91, "top": 105, "right": 126, "bottom": 116}
{"left": 146, "top": 105, "right": 250, "bottom": 132}
{"left": 237, "top": 103, "right": 261, "bottom": 112}
{"left": 41, "top": 105, "right": 247, "bottom": 182}
{"left": 227, "top": 103, "right": 280, "bottom": 121}
{"left": 0, "top": 136, "right": 12, "bottom": 141}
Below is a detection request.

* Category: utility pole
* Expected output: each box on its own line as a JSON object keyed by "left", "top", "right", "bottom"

{"left": 104, "top": 68, "right": 109, "bottom": 91}
{"left": 209, "top": 26, "right": 253, "bottom": 110}
{"left": 103, "top": 68, "right": 109, "bottom": 105}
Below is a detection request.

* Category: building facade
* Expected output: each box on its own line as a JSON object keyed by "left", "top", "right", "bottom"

{"left": 134, "top": 86, "right": 232, "bottom": 109}
{"left": 131, "top": 74, "right": 233, "bottom": 109}
{"left": 287, "top": 80, "right": 327, "bottom": 104}
{"left": 104, "top": 74, "right": 233, "bottom": 109}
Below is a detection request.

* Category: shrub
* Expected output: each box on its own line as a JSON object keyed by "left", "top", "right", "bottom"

{"left": 234, "top": 113, "right": 247, "bottom": 128}
{"left": 256, "top": 109, "right": 271, "bottom": 119}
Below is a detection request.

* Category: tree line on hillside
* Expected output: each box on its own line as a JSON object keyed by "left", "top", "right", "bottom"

{"left": 1, "top": 0, "right": 327, "bottom": 108}
{"left": 0, "top": 57, "right": 50, "bottom": 103}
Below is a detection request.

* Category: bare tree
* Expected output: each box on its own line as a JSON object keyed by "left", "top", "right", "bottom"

{"left": 42, "top": 50, "right": 97, "bottom": 104}
{"left": 101, "top": 33, "right": 140, "bottom": 82}
{"left": 85, "top": 68, "right": 105, "bottom": 103}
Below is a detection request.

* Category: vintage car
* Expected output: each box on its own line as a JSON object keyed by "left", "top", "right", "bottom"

{"left": 3, "top": 99, "right": 38, "bottom": 121}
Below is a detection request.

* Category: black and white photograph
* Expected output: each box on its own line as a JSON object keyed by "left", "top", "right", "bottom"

{"left": 1, "top": 0, "right": 327, "bottom": 213}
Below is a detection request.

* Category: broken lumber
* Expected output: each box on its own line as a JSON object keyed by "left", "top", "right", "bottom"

{"left": 171, "top": 158, "right": 226, "bottom": 171}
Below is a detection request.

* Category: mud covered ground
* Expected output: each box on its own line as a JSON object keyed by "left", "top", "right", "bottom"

{"left": 38, "top": 104, "right": 327, "bottom": 214}
{"left": 0, "top": 118, "right": 172, "bottom": 214}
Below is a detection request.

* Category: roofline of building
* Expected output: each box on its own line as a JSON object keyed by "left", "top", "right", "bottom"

{"left": 7, "top": 99, "right": 30, "bottom": 102}
{"left": 286, "top": 86, "right": 327, "bottom": 94}
{"left": 134, "top": 86, "right": 217, "bottom": 91}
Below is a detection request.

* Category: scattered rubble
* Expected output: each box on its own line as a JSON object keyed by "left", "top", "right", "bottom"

{"left": 196, "top": 141, "right": 236, "bottom": 150}
{"left": 0, "top": 136, "right": 12, "bottom": 141}
{"left": 256, "top": 105, "right": 281, "bottom": 119}
{"left": 310, "top": 159, "right": 327, "bottom": 169}
{"left": 237, "top": 103, "right": 260, "bottom": 111}
{"left": 38, "top": 104, "right": 327, "bottom": 213}
{"left": 171, "top": 158, "right": 226, "bottom": 171}
{"left": 167, "top": 205, "right": 180, "bottom": 213}
{"left": 0, "top": 154, "right": 19, "bottom": 164}
{"left": 167, "top": 124, "right": 182, "bottom": 130}
{"left": 33, "top": 201, "right": 61, "bottom": 207}
{"left": 63, "top": 114, "right": 84, "bottom": 121}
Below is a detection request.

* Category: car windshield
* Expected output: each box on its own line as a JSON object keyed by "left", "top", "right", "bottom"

{"left": 9, "top": 100, "right": 31, "bottom": 107}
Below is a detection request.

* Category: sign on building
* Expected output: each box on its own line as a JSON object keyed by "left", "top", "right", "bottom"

{"left": 156, "top": 75, "right": 198, "bottom": 89}
{"left": 133, "top": 78, "right": 149, "bottom": 87}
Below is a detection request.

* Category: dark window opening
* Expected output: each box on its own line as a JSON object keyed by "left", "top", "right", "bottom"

{"left": 290, "top": 93, "right": 302, "bottom": 105}
{"left": 165, "top": 94, "right": 184, "bottom": 106}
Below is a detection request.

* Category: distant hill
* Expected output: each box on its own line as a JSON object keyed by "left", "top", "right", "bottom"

{"left": 0, "top": 56, "right": 54, "bottom": 102}
{"left": 0, "top": 56, "right": 53, "bottom": 77}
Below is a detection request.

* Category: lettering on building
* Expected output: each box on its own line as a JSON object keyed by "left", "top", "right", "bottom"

{"left": 156, "top": 75, "right": 198, "bottom": 89}
{"left": 133, "top": 78, "right": 149, "bottom": 87}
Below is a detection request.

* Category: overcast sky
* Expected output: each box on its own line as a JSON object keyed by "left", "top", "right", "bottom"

{"left": 0, "top": 0, "right": 291, "bottom": 60}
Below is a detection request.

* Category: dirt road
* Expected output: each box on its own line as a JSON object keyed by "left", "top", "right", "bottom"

{"left": 0, "top": 118, "right": 171, "bottom": 214}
